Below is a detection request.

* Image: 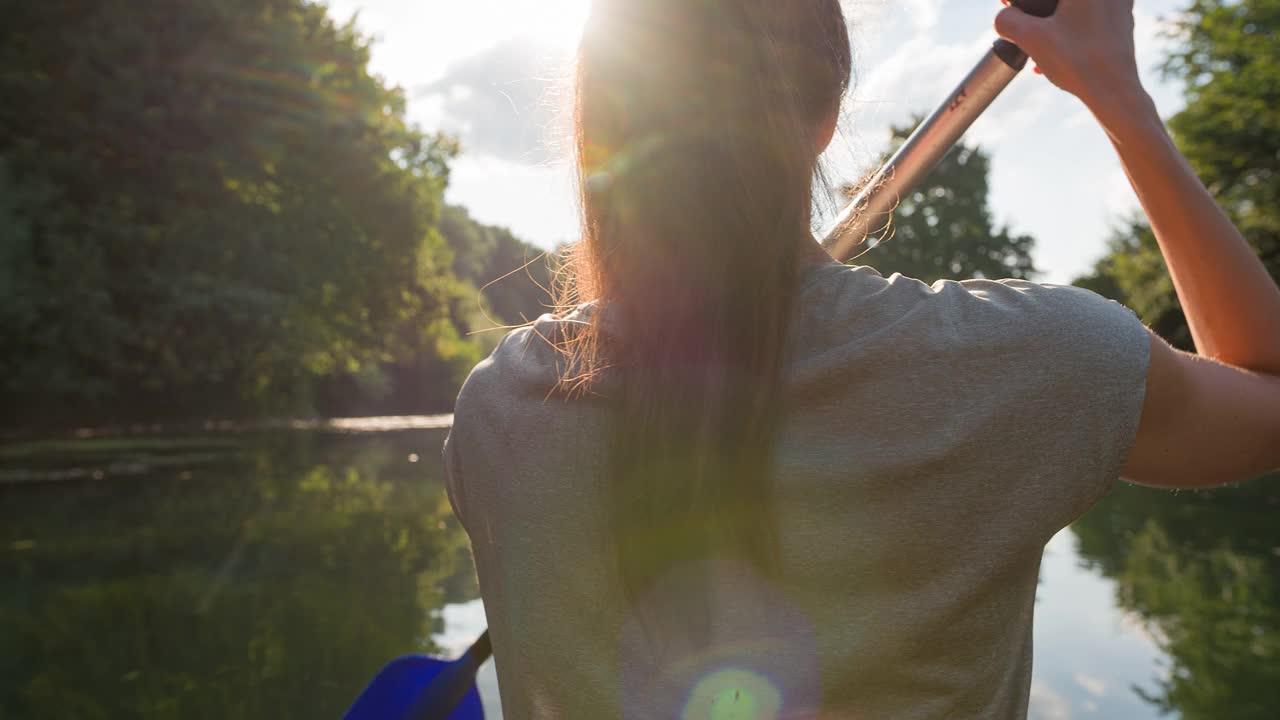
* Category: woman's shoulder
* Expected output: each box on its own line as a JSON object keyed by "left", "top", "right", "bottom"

{"left": 927, "top": 276, "right": 1148, "bottom": 351}
{"left": 808, "top": 261, "right": 1141, "bottom": 338}
{"left": 453, "top": 308, "right": 591, "bottom": 417}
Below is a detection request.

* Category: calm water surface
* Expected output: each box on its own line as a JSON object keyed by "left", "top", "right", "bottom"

{"left": 3, "top": 420, "right": 1277, "bottom": 719}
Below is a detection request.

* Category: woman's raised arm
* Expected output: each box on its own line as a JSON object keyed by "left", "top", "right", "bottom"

{"left": 996, "top": 0, "right": 1280, "bottom": 487}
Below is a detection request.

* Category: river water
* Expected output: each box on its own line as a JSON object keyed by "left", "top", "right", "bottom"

{"left": 3, "top": 419, "right": 1276, "bottom": 718}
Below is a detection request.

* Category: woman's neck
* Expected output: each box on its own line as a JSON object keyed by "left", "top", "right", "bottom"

{"left": 797, "top": 234, "right": 837, "bottom": 274}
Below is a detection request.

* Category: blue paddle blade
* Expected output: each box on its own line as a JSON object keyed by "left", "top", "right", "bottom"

{"left": 345, "top": 655, "right": 485, "bottom": 720}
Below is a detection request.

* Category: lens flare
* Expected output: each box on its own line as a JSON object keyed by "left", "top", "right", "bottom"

{"left": 683, "top": 667, "right": 782, "bottom": 720}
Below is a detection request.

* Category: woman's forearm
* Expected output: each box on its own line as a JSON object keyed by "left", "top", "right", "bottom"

{"left": 1093, "top": 90, "right": 1280, "bottom": 374}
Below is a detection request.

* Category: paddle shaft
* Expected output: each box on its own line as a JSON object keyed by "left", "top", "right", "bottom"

{"left": 821, "top": 0, "right": 1059, "bottom": 262}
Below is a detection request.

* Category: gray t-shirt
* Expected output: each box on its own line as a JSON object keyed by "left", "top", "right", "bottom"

{"left": 444, "top": 259, "right": 1151, "bottom": 719}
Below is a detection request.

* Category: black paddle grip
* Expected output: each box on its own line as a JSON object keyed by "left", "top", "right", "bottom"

{"left": 994, "top": 0, "right": 1060, "bottom": 69}
{"left": 1011, "top": 0, "right": 1059, "bottom": 18}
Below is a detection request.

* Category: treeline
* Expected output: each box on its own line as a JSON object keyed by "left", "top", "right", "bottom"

{"left": 3, "top": 0, "right": 1272, "bottom": 430}
{"left": 0, "top": 0, "right": 552, "bottom": 427}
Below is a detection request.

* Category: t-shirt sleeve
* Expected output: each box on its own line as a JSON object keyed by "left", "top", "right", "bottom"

{"left": 438, "top": 322, "right": 547, "bottom": 541}
{"left": 943, "top": 278, "right": 1153, "bottom": 536}
{"left": 442, "top": 428, "right": 468, "bottom": 532}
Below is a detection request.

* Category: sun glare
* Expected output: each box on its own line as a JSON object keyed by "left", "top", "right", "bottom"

{"left": 526, "top": 0, "right": 591, "bottom": 51}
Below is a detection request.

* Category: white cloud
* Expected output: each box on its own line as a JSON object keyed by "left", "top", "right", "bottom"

{"left": 1073, "top": 672, "right": 1107, "bottom": 698}
{"left": 325, "top": 0, "right": 587, "bottom": 85}
{"left": 902, "top": 0, "right": 942, "bottom": 33}
{"left": 1103, "top": 167, "right": 1141, "bottom": 218}
{"left": 1135, "top": 5, "right": 1177, "bottom": 77}
{"left": 446, "top": 155, "right": 580, "bottom": 248}
{"left": 1029, "top": 680, "right": 1073, "bottom": 720}
{"left": 336, "top": 0, "right": 1193, "bottom": 276}
{"left": 420, "top": 35, "right": 574, "bottom": 165}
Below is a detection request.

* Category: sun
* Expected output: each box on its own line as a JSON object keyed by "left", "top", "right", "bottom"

{"left": 326, "top": 0, "right": 591, "bottom": 86}
{"left": 524, "top": 0, "right": 591, "bottom": 51}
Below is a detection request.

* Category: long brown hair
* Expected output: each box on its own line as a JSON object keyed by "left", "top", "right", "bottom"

{"left": 560, "top": 0, "right": 852, "bottom": 624}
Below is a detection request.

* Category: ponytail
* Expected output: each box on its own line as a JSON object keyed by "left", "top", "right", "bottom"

{"left": 560, "top": 0, "right": 852, "bottom": 631}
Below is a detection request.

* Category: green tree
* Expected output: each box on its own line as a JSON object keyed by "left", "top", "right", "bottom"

{"left": 1075, "top": 218, "right": 1193, "bottom": 348}
{"left": 317, "top": 205, "right": 557, "bottom": 417}
{"left": 1075, "top": 0, "right": 1280, "bottom": 349}
{"left": 439, "top": 204, "right": 556, "bottom": 328}
{"left": 843, "top": 120, "right": 1038, "bottom": 283}
{"left": 0, "top": 0, "right": 466, "bottom": 422}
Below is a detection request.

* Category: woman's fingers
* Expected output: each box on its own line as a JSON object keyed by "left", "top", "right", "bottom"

{"left": 993, "top": 4, "right": 1050, "bottom": 55}
{"left": 993, "top": 0, "right": 1142, "bottom": 109}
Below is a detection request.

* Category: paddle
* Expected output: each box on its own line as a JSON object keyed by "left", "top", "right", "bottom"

{"left": 344, "top": 630, "right": 492, "bottom": 720}
{"left": 822, "top": 0, "right": 1059, "bottom": 260}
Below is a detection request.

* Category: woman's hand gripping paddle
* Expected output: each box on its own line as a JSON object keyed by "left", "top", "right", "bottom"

{"left": 821, "top": 0, "right": 1059, "bottom": 260}
{"left": 344, "top": 630, "right": 491, "bottom": 720}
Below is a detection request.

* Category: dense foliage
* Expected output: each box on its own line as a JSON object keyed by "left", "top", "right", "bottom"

{"left": 439, "top": 204, "right": 556, "bottom": 335}
{"left": 1075, "top": 0, "right": 1280, "bottom": 349}
{"left": 846, "top": 120, "right": 1038, "bottom": 283}
{"left": 0, "top": 0, "right": 453, "bottom": 418}
{"left": 0, "top": 0, "right": 550, "bottom": 426}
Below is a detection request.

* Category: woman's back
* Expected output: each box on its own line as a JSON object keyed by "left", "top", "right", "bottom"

{"left": 445, "top": 259, "right": 1150, "bottom": 718}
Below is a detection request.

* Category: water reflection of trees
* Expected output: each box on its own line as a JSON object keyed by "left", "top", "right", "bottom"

{"left": 1072, "top": 475, "right": 1280, "bottom": 719}
{"left": 0, "top": 429, "right": 476, "bottom": 719}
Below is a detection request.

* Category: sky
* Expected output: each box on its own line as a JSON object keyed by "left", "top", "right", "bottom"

{"left": 326, "top": 0, "right": 1190, "bottom": 283}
